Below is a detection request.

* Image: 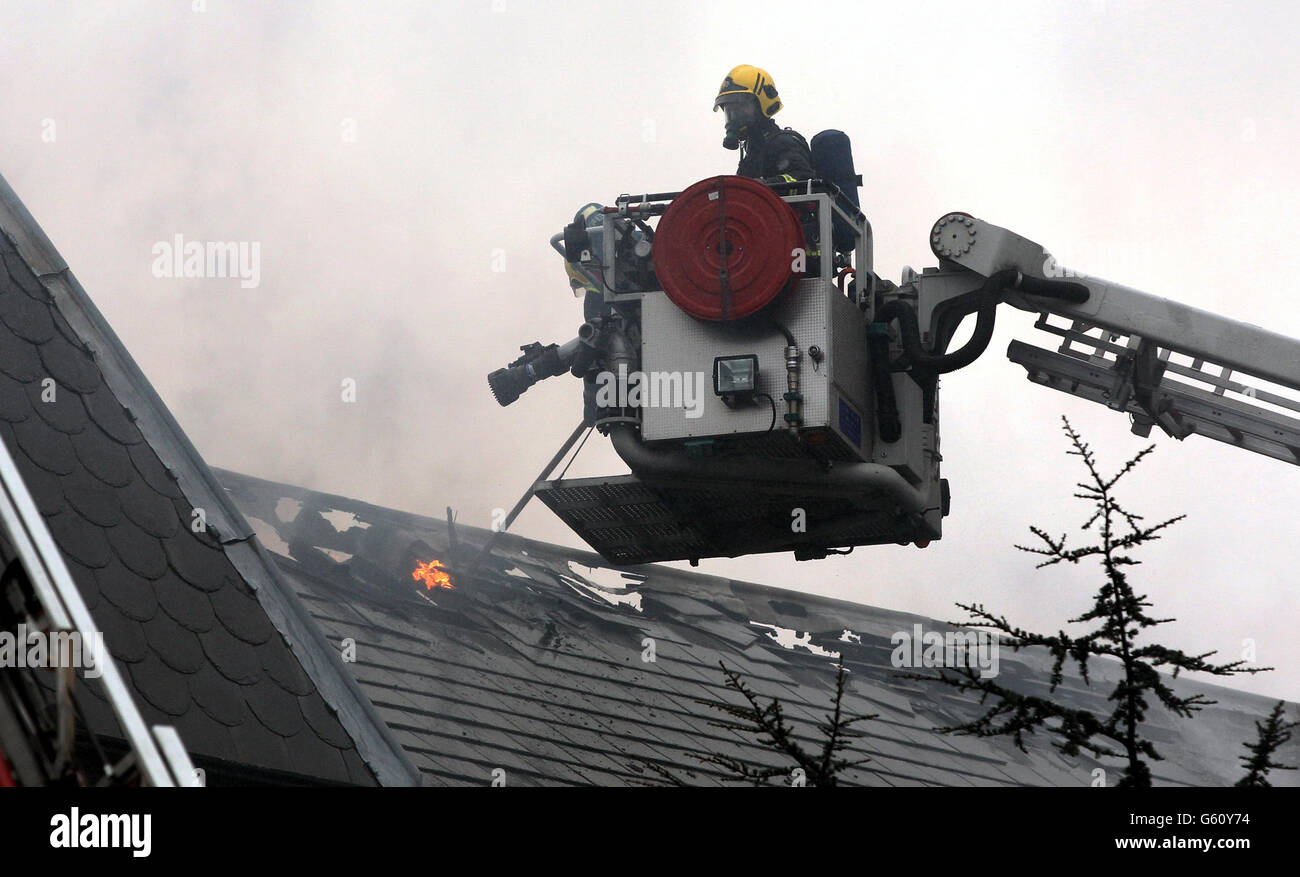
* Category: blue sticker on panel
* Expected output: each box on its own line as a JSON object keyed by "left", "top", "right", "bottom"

{"left": 838, "top": 398, "right": 862, "bottom": 447}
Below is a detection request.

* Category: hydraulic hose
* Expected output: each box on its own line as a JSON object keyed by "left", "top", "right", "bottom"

{"left": 874, "top": 268, "right": 1008, "bottom": 375}
{"left": 867, "top": 324, "right": 901, "bottom": 443}
{"left": 876, "top": 269, "right": 1089, "bottom": 375}
{"left": 770, "top": 320, "right": 797, "bottom": 347}
{"left": 770, "top": 321, "right": 802, "bottom": 434}
{"left": 1018, "top": 274, "right": 1090, "bottom": 303}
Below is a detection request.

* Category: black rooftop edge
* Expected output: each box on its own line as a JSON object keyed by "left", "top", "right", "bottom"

{"left": 0, "top": 173, "right": 418, "bottom": 786}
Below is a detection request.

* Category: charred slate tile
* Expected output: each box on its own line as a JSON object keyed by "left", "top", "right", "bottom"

{"left": 156, "top": 577, "right": 216, "bottom": 633}
{"left": 127, "top": 651, "right": 192, "bottom": 717}
{"left": 111, "top": 517, "right": 169, "bottom": 580}
{"left": 285, "top": 535, "right": 341, "bottom": 579}
{"left": 142, "top": 606, "right": 206, "bottom": 674}
{"left": 208, "top": 580, "right": 274, "bottom": 645}
{"left": 69, "top": 425, "right": 136, "bottom": 488}
{"left": 44, "top": 508, "right": 114, "bottom": 569}
{"left": 245, "top": 674, "right": 307, "bottom": 738}
{"left": 199, "top": 621, "right": 263, "bottom": 686}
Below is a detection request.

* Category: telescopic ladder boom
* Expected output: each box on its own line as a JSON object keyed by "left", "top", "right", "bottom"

{"left": 933, "top": 215, "right": 1300, "bottom": 465}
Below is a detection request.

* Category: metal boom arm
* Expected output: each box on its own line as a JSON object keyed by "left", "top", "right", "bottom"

{"left": 934, "top": 215, "right": 1300, "bottom": 465}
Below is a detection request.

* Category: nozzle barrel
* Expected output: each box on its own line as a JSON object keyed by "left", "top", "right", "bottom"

{"left": 487, "top": 337, "right": 583, "bottom": 407}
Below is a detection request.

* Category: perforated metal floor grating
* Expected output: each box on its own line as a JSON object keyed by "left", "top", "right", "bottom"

{"left": 536, "top": 473, "right": 935, "bottom": 564}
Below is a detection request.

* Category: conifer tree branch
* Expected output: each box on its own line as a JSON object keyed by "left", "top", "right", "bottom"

{"left": 914, "top": 416, "right": 1266, "bottom": 787}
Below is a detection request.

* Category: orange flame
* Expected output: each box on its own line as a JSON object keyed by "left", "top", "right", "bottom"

{"left": 412, "top": 559, "right": 454, "bottom": 590}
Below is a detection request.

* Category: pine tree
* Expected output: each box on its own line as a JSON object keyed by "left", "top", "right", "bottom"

{"left": 1235, "top": 700, "right": 1298, "bottom": 787}
{"left": 914, "top": 416, "right": 1268, "bottom": 787}
{"left": 693, "top": 658, "right": 876, "bottom": 787}
{"left": 630, "top": 657, "right": 876, "bottom": 786}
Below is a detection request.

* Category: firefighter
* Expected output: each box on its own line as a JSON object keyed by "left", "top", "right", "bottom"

{"left": 715, "top": 65, "right": 821, "bottom": 273}
{"left": 714, "top": 65, "right": 814, "bottom": 181}
{"left": 564, "top": 203, "right": 607, "bottom": 425}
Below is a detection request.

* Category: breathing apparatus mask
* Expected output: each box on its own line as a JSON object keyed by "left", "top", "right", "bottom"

{"left": 715, "top": 94, "right": 761, "bottom": 151}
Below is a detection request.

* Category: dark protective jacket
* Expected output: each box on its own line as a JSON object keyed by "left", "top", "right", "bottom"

{"left": 735, "top": 118, "right": 815, "bottom": 180}
{"left": 736, "top": 118, "right": 822, "bottom": 269}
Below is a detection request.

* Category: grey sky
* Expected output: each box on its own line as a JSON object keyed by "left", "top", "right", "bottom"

{"left": 3, "top": 0, "right": 1298, "bottom": 701}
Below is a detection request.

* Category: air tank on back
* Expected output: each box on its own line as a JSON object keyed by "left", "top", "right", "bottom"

{"left": 810, "top": 129, "right": 860, "bottom": 254}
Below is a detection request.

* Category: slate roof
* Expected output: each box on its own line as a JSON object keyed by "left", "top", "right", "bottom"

{"left": 0, "top": 173, "right": 417, "bottom": 786}
{"left": 217, "top": 467, "right": 1300, "bottom": 787}
{"left": 4, "top": 168, "right": 1289, "bottom": 789}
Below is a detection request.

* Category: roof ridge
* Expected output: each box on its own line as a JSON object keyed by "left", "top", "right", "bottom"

{"left": 219, "top": 465, "right": 1300, "bottom": 711}
{"left": 212, "top": 466, "right": 923, "bottom": 617}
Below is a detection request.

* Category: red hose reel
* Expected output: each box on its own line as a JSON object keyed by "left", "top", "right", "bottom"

{"left": 654, "top": 175, "right": 804, "bottom": 321}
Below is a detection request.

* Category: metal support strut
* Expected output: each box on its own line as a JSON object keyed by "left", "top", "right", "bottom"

{"left": 466, "top": 422, "right": 590, "bottom": 573}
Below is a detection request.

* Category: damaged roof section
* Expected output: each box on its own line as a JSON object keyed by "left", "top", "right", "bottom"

{"left": 0, "top": 173, "right": 417, "bottom": 786}
{"left": 217, "top": 468, "right": 1299, "bottom": 787}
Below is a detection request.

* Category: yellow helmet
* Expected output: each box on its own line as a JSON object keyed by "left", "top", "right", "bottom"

{"left": 565, "top": 259, "right": 599, "bottom": 296}
{"left": 714, "top": 65, "right": 783, "bottom": 118}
